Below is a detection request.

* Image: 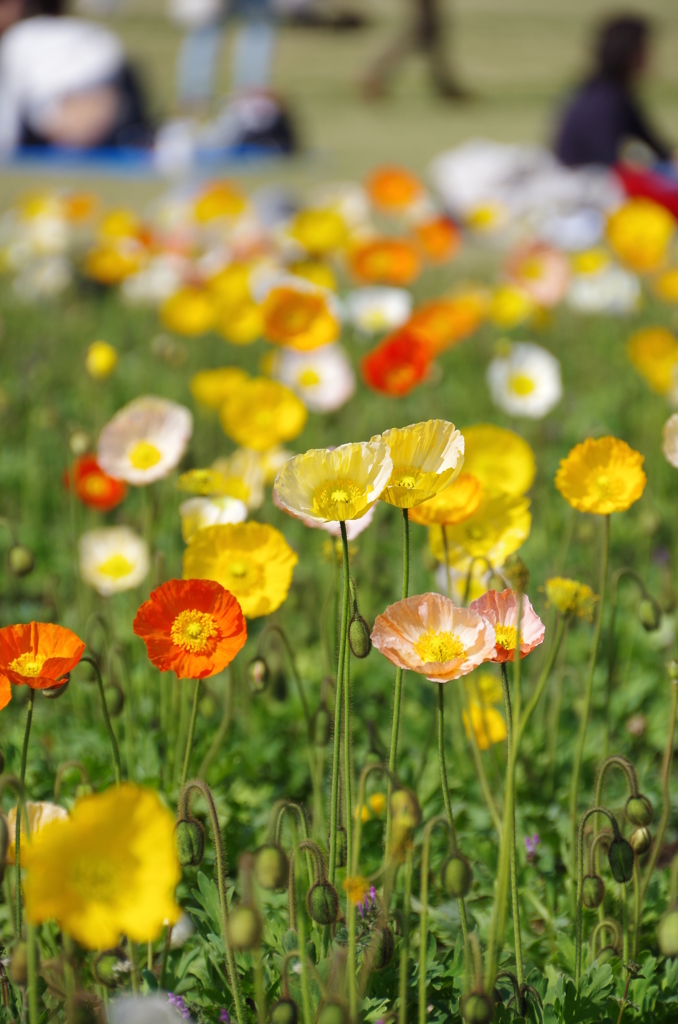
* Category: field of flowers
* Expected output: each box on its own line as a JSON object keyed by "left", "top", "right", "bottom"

{"left": 2, "top": 164, "right": 678, "bottom": 1024}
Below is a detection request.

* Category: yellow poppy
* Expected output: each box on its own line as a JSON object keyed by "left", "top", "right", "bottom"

{"left": 161, "top": 287, "right": 219, "bottom": 337}
{"left": 627, "top": 326, "right": 678, "bottom": 394}
{"left": 194, "top": 181, "right": 246, "bottom": 222}
{"left": 209, "top": 262, "right": 252, "bottom": 307}
{"left": 490, "top": 284, "right": 535, "bottom": 328}
{"left": 23, "top": 784, "right": 180, "bottom": 949}
{"left": 183, "top": 522, "right": 298, "bottom": 618}
{"left": 262, "top": 285, "right": 339, "bottom": 351}
{"left": 218, "top": 299, "right": 264, "bottom": 345}
{"left": 429, "top": 492, "right": 532, "bottom": 571}
{"left": 273, "top": 441, "right": 392, "bottom": 523}
{"left": 467, "top": 670, "right": 503, "bottom": 706}
{"left": 5, "top": 801, "right": 68, "bottom": 865}
{"left": 190, "top": 367, "right": 250, "bottom": 409}
{"left": 219, "top": 377, "right": 307, "bottom": 451}
{"left": 177, "top": 468, "right": 232, "bottom": 496}
{"left": 654, "top": 268, "right": 678, "bottom": 303}
{"left": 288, "top": 208, "right": 347, "bottom": 255}
{"left": 408, "top": 473, "right": 483, "bottom": 526}
{"left": 289, "top": 259, "right": 337, "bottom": 292}
{"left": 98, "top": 208, "right": 140, "bottom": 240}
{"left": 555, "top": 437, "right": 646, "bottom": 514}
{"left": 462, "top": 701, "right": 507, "bottom": 750}
{"left": 608, "top": 198, "right": 674, "bottom": 272}
{"left": 212, "top": 449, "right": 266, "bottom": 509}
{"left": 462, "top": 424, "right": 536, "bottom": 497}
{"left": 544, "top": 577, "right": 597, "bottom": 620}
{"left": 371, "top": 420, "right": 465, "bottom": 509}
{"left": 85, "top": 341, "right": 118, "bottom": 380}
{"left": 83, "top": 242, "right": 143, "bottom": 285}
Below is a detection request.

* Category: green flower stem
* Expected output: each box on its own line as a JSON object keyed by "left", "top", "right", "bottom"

{"left": 173, "top": 680, "right": 190, "bottom": 787}
{"left": 575, "top": 805, "right": 620, "bottom": 985}
{"left": 621, "top": 883, "right": 629, "bottom": 966}
{"left": 670, "top": 852, "right": 678, "bottom": 906}
{"left": 638, "top": 676, "right": 678, "bottom": 915}
{"left": 343, "top": 629, "right": 354, "bottom": 904}
{"left": 502, "top": 660, "right": 523, "bottom": 986}
{"left": 26, "top": 925, "right": 38, "bottom": 1024}
{"left": 436, "top": 685, "right": 468, "bottom": 941}
{"left": 109, "top": 644, "right": 134, "bottom": 782}
{"left": 632, "top": 861, "right": 641, "bottom": 958}
{"left": 398, "top": 849, "right": 413, "bottom": 1024}
{"left": 181, "top": 679, "right": 201, "bottom": 787}
{"left": 460, "top": 685, "right": 501, "bottom": 834}
{"left": 604, "top": 568, "right": 652, "bottom": 758}
{"left": 386, "top": 509, "right": 410, "bottom": 847}
{"left": 199, "top": 667, "right": 233, "bottom": 779}
{"left": 15, "top": 690, "right": 34, "bottom": 936}
{"left": 514, "top": 614, "right": 568, "bottom": 751}
{"left": 81, "top": 656, "right": 122, "bottom": 785}
{"left": 569, "top": 515, "right": 610, "bottom": 875}
{"left": 253, "top": 948, "right": 266, "bottom": 1024}
{"left": 178, "top": 780, "right": 244, "bottom": 1024}
{"left": 419, "top": 817, "right": 456, "bottom": 1024}
{"left": 328, "top": 522, "right": 350, "bottom": 887}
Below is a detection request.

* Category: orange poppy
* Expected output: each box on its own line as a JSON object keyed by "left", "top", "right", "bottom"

{"left": 65, "top": 455, "right": 128, "bottom": 512}
{"left": 414, "top": 217, "right": 462, "bottom": 264}
{"left": 262, "top": 285, "right": 339, "bottom": 350}
{"left": 361, "top": 329, "right": 432, "bottom": 397}
{"left": 0, "top": 622, "right": 85, "bottom": 692}
{"left": 350, "top": 239, "right": 421, "bottom": 286}
{"left": 405, "top": 297, "right": 482, "bottom": 355}
{"left": 133, "top": 579, "right": 247, "bottom": 679}
{"left": 366, "top": 166, "right": 423, "bottom": 212}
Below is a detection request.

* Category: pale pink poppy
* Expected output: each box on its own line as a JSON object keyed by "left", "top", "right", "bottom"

{"left": 505, "top": 242, "right": 570, "bottom": 308}
{"left": 469, "top": 588, "right": 545, "bottom": 663}
{"left": 371, "top": 592, "right": 496, "bottom": 683}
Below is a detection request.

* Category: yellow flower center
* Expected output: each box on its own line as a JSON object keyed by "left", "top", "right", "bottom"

{"left": 313, "top": 478, "right": 363, "bottom": 518}
{"left": 129, "top": 440, "right": 162, "bottom": 470}
{"left": 508, "top": 373, "right": 536, "bottom": 396}
{"left": 414, "top": 629, "right": 465, "bottom": 663}
{"left": 229, "top": 560, "right": 249, "bottom": 578}
{"left": 394, "top": 467, "right": 421, "bottom": 490}
{"left": 9, "top": 652, "right": 47, "bottom": 677}
{"left": 170, "top": 609, "right": 218, "bottom": 653}
{"left": 222, "top": 557, "right": 263, "bottom": 597}
{"left": 71, "top": 856, "right": 118, "bottom": 902}
{"left": 97, "top": 554, "right": 134, "bottom": 579}
{"left": 82, "top": 475, "right": 109, "bottom": 497}
{"left": 495, "top": 625, "right": 520, "bottom": 651}
{"left": 298, "top": 368, "right": 321, "bottom": 387}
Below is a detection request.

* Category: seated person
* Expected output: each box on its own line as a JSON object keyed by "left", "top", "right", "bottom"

{"left": 554, "top": 14, "right": 672, "bottom": 168}
{"left": 0, "top": 0, "right": 152, "bottom": 156}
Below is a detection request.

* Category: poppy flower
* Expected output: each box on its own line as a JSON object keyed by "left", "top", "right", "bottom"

{"left": 79, "top": 527, "right": 150, "bottom": 596}
{"left": 504, "top": 242, "right": 570, "bottom": 308}
{"left": 134, "top": 579, "right": 247, "bottom": 679}
{"left": 66, "top": 455, "right": 127, "bottom": 512}
{"left": 361, "top": 329, "right": 432, "bottom": 397}
{"left": 350, "top": 239, "right": 421, "bottom": 286}
{"left": 372, "top": 420, "right": 465, "bottom": 508}
{"left": 414, "top": 216, "right": 462, "bottom": 264}
{"left": 469, "top": 588, "right": 545, "bottom": 662}
{"left": 160, "top": 287, "right": 219, "bottom": 337}
{"left": 607, "top": 198, "right": 674, "bottom": 273}
{"left": 288, "top": 208, "right": 347, "bottom": 255}
{"left": 97, "top": 396, "right": 193, "bottom": 486}
{"left": 0, "top": 622, "right": 84, "bottom": 691}
{"left": 262, "top": 285, "right": 339, "bottom": 351}
{"left": 366, "top": 166, "right": 424, "bottom": 212}
{"left": 555, "top": 437, "right": 646, "bottom": 515}
{"left": 409, "top": 473, "right": 483, "bottom": 526}
{"left": 219, "top": 378, "right": 307, "bottom": 452}
{"left": 406, "top": 293, "right": 486, "bottom": 353}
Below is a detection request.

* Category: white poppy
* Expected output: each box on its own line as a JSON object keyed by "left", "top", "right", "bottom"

{"left": 345, "top": 287, "right": 412, "bottom": 335}
{"left": 78, "top": 526, "right": 149, "bottom": 596}
{"left": 486, "top": 341, "right": 562, "bottom": 419}
{"left": 179, "top": 495, "right": 248, "bottom": 542}
{"left": 662, "top": 413, "right": 678, "bottom": 468}
{"left": 272, "top": 343, "right": 355, "bottom": 413}
{"left": 13, "top": 256, "right": 72, "bottom": 300}
{"left": 567, "top": 266, "right": 640, "bottom": 314}
{"left": 98, "top": 396, "right": 193, "bottom": 486}
{"left": 121, "top": 254, "right": 186, "bottom": 305}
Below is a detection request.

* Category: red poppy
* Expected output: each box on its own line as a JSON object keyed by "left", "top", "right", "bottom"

{"left": 133, "top": 579, "right": 247, "bottom": 679}
{"left": 0, "top": 622, "right": 85, "bottom": 694}
{"left": 361, "top": 329, "right": 432, "bottom": 397}
{"left": 66, "top": 455, "right": 127, "bottom": 512}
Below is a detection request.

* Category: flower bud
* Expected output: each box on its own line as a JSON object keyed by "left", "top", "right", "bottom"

{"left": 247, "top": 657, "right": 269, "bottom": 694}
{"left": 270, "top": 998, "right": 299, "bottom": 1024}
{"left": 254, "top": 844, "right": 289, "bottom": 891}
{"left": 372, "top": 925, "right": 395, "bottom": 971}
{"left": 441, "top": 854, "right": 473, "bottom": 899}
{"left": 608, "top": 837, "right": 634, "bottom": 883}
{"left": 75, "top": 783, "right": 94, "bottom": 800}
{"left": 390, "top": 787, "right": 421, "bottom": 830}
{"left": 503, "top": 554, "right": 529, "bottom": 593}
{"left": 582, "top": 874, "right": 605, "bottom": 909}
{"left": 658, "top": 908, "right": 678, "bottom": 957}
{"left": 639, "top": 597, "right": 662, "bottom": 632}
{"left": 307, "top": 881, "right": 340, "bottom": 925}
{"left": 626, "top": 794, "right": 654, "bottom": 827}
{"left": 629, "top": 826, "right": 652, "bottom": 855}
{"left": 313, "top": 707, "right": 331, "bottom": 748}
{"left": 226, "top": 904, "right": 262, "bottom": 950}
{"left": 349, "top": 613, "right": 372, "bottom": 659}
{"left": 41, "top": 676, "right": 70, "bottom": 699}
{"left": 93, "top": 947, "right": 131, "bottom": 988}
{"left": 104, "top": 683, "right": 124, "bottom": 718}
{"left": 7, "top": 544, "right": 34, "bottom": 577}
{"left": 174, "top": 818, "right": 205, "bottom": 867}
{"left": 668, "top": 659, "right": 678, "bottom": 682}
{"left": 9, "top": 942, "right": 28, "bottom": 986}
{"left": 316, "top": 1003, "right": 348, "bottom": 1024}
{"left": 461, "top": 993, "right": 494, "bottom": 1024}
{"left": 331, "top": 827, "right": 347, "bottom": 869}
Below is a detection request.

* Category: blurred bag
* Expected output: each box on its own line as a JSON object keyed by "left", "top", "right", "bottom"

{"left": 168, "top": 0, "right": 226, "bottom": 28}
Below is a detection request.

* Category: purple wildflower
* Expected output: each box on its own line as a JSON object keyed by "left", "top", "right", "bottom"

{"left": 167, "top": 993, "right": 191, "bottom": 1020}
{"left": 370, "top": 886, "right": 376, "bottom": 905}
{"left": 524, "top": 833, "right": 540, "bottom": 863}
{"left": 220, "top": 1013, "right": 231, "bottom": 1024}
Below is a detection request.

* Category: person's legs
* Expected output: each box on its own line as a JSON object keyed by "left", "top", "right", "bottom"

{"left": 418, "top": 0, "right": 469, "bottom": 99}
{"left": 176, "top": 21, "right": 224, "bottom": 109}
{"left": 231, "top": 0, "right": 276, "bottom": 91}
{"left": 361, "top": 29, "right": 416, "bottom": 98}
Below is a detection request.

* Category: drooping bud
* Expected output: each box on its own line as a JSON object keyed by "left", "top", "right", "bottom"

{"left": 270, "top": 998, "right": 299, "bottom": 1024}
{"left": 629, "top": 826, "right": 652, "bottom": 855}
{"left": 371, "top": 925, "right": 395, "bottom": 971}
{"left": 307, "top": 881, "right": 340, "bottom": 925}
{"left": 441, "top": 854, "right": 473, "bottom": 899}
{"left": 349, "top": 613, "right": 372, "bottom": 659}
{"left": 174, "top": 818, "right": 205, "bottom": 867}
{"left": 93, "top": 948, "right": 131, "bottom": 989}
{"left": 502, "top": 554, "right": 529, "bottom": 593}
{"left": 582, "top": 874, "right": 605, "bottom": 909}
{"left": 608, "top": 837, "right": 634, "bottom": 883}
{"left": 42, "top": 676, "right": 70, "bottom": 700}
{"left": 226, "top": 904, "right": 262, "bottom": 950}
{"left": 9, "top": 942, "right": 28, "bottom": 985}
{"left": 103, "top": 684, "right": 124, "bottom": 718}
{"left": 461, "top": 993, "right": 494, "bottom": 1024}
{"left": 390, "top": 787, "right": 422, "bottom": 830}
{"left": 316, "top": 1003, "right": 348, "bottom": 1024}
{"left": 247, "top": 657, "right": 269, "bottom": 695}
{"left": 313, "top": 707, "right": 331, "bottom": 748}
{"left": 658, "top": 908, "right": 678, "bottom": 957}
{"left": 7, "top": 544, "right": 34, "bottom": 577}
{"left": 254, "top": 844, "right": 289, "bottom": 891}
{"left": 638, "top": 597, "right": 662, "bottom": 632}
{"left": 626, "top": 794, "right": 654, "bottom": 827}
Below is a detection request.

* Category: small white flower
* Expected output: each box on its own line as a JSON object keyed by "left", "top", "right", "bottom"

{"left": 486, "top": 341, "right": 562, "bottom": 419}
{"left": 272, "top": 343, "right": 355, "bottom": 412}
{"left": 345, "top": 287, "right": 412, "bottom": 335}
{"left": 662, "top": 413, "right": 678, "bottom": 468}
{"left": 179, "top": 495, "right": 248, "bottom": 542}
{"left": 98, "top": 396, "right": 193, "bottom": 486}
{"left": 110, "top": 995, "right": 189, "bottom": 1024}
{"left": 169, "top": 912, "right": 195, "bottom": 949}
{"left": 13, "top": 256, "right": 72, "bottom": 300}
{"left": 122, "top": 255, "right": 186, "bottom": 305}
{"left": 78, "top": 526, "right": 149, "bottom": 596}
{"left": 567, "top": 266, "right": 640, "bottom": 314}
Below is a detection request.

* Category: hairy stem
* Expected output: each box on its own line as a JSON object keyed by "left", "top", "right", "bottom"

{"left": 386, "top": 509, "right": 410, "bottom": 847}
{"left": 329, "top": 522, "right": 350, "bottom": 887}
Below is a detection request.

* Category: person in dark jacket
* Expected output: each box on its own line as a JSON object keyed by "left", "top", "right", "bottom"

{"left": 554, "top": 15, "right": 672, "bottom": 167}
